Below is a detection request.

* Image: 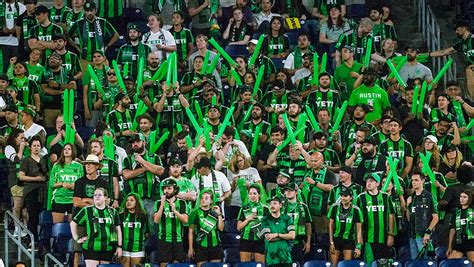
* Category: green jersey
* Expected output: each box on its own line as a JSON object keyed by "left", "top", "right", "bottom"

{"left": 348, "top": 84, "right": 390, "bottom": 122}
{"left": 335, "top": 28, "right": 373, "bottom": 63}
{"left": 282, "top": 200, "right": 312, "bottom": 242}
{"left": 73, "top": 206, "right": 120, "bottom": 252}
{"left": 379, "top": 137, "right": 414, "bottom": 176}
{"left": 340, "top": 120, "right": 377, "bottom": 152}
{"left": 65, "top": 10, "right": 84, "bottom": 28}
{"left": 237, "top": 202, "right": 269, "bottom": 241}
{"left": 304, "top": 167, "right": 337, "bottom": 216}
{"left": 189, "top": 208, "right": 222, "bottom": 248}
{"left": 264, "top": 35, "right": 290, "bottom": 57}
{"left": 334, "top": 61, "right": 363, "bottom": 99}
{"left": 123, "top": 152, "right": 162, "bottom": 199}
{"left": 450, "top": 208, "right": 474, "bottom": 244}
{"left": 260, "top": 213, "right": 294, "bottom": 265}
{"left": 356, "top": 191, "right": 395, "bottom": 244}
{"left": 372, "top": 23, "right": 397, "bottom": 54}
{"left": 42, "top": 67, "right": 75, "bottom": 109}
{"left": 453, "top": 33, "right": 474, "bottom": 65}
{"left": 170, "top": 27, "right": 194, "bottom": 62}
{"left": 8, "top": 62, "right": 45, "bottom": 82}
{"left": 328, "top": 183, "right": 364, "bottom": 206}
{"left": 154, "top": 198, "right": 187, "bottom": 242}
{"left": 82, "top": 66, "right": 109, "bottom": 110}
{"left": 328, "top": 203, "right": 363, "bottom": 240}
{"left": 277, "top": 155, "right": 308, "bottom": 185}
{"left": 49, "top": 6, "right": 71, "bottom": 24}
{"left": 98, "top": 157, "right": 118, "bottom": 196}
{"left": 306, "top": 89, "right": 342, "bottom": 121}
{"left": 97, "top": 0, "right": 123, "bottom": 18}
{"left": 106, "top": 109, "right": 135, "bottom": 134}
{"left": 58, "top": 51, "right": 81, "bottom": 77}
{"left": 28, "top": 22, "right": 63, "bottom": 60}
{"left": 120, "top": 212, "right": 149, "bottom": 252}
{"left": 11, "top": 77, "right": 39, "bottom": 107}
{"left": 68, "top": 17, "right": 118, "bottom": 61}
{"left": 49, "top": 161, "right": 84, "bottom": 204}
{"left": 116, "top": 43, "right": 152, "bottom": 78}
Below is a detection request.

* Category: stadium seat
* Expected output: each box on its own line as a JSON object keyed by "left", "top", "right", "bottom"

{"left": 337, "top": 260, "right": 366, "bottom": 267}
{"left": 405, "top": 260, "right": 438, "bottom": 267}
{"left": 310, "top": 246, "right": 327, "bottom": 260}
{"left": 38, "top": 210, "right": 54, "bottom": 248}
{"left": 304, "top": 260, "right": 332, "bottom": 267}
{"left": 167, "top": 264, "right": 197, "bottom": 267}
{"left": 435, "top": 246, "right": 448, "bottom": 262}
{"left": 224, "top": 247, "right": 240, "bottom": 263}
{"left": 220, "top": 232, "right": 240, "bottom": 249}
{"left": 201, "top": 263, "right": 231, "bottom": 267}
{"left": 439, "top": 259, "right": 473, "bottom": 267}
{"left": 370, "top": 260, "right": 401, "bottom": 266}
{"left": 224, "top": 219, "right": 238, "bottom": 233}
{"left": 234, "top": 262, "right": 265, "bottom": 267}
{"left": 51, "top": 222, "right": 72, "bottom": 260}
{"left": 271, "top": 58, "right": 284, "bottom": 71}
{"left": 225, "top": 45, "right": 249, "bottom": 58}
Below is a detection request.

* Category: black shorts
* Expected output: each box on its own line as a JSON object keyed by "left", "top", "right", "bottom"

{"left": 453, "top": 238, "right": 474, "bottom": 254}
{"left": 155, "top": 239, "right": 186, "bottom": 263}
{"left": 51, "top": 202, "right": 73, "bottom": 214}
{"left": 83, "top": 250, "right": 115, "bottom": 261}
{"left": 334, "top": 237, "right": 355, "bottom": 251}
{"left": 239, "top": 239, "right": 265, "bottom": 254}
{"left": 194, "top": 245, "right": 224, "bottom": 262}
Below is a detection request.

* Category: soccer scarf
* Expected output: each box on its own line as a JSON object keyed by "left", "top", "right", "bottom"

{"left": 198, "top": 170, "right": 220, "bottom": 200}
{"left": 83, "top": 18, "right": 105, "bottom": 58}
{"left": 307, "top": 167, "right": 328, "bottom": 216}
{"left": 452, "top": 101, "right": 466, "bottom": 127}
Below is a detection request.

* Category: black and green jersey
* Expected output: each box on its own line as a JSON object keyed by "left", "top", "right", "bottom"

{"left": 49, "top": 6, "right": 71, "bottom": 24}
{"left": 180, "top": 71, "right": 207, "bottom": 98}
{"left": 123, "top": 152, "right": 162, "bottom": 199}
{"left": 260, "top": 214, "right": 294, "bottom": 265}
{"left": 42, "top": 67, "right": 75, "bottom": 109}
{"left": 27, "top": 62, "right": 45, "bottom": 82}
{"left": 120, "top": 212, "right": 149, "bottom": 252}
{"left": 73, "top": 206, "right": 120, "bottom": 252}
{"left": 49, "top": 161, "right": 84, "bottom": 204}
{"left": 170, "top": 27, "right": 194, "bottom": 62}
{"left": 371, "top": 23, "right": 397, "bottom": 53}
{"left": 282, "top": 200, "right": 312, "bottom": 242}
{"left": 242, "top": 120, "right": 272, "bottom": 137}
{"left": 97, "top": 0, "right": 123, "bottom": 18}
{"left": 254, "top": 55, "right": 277, "bottom": 87}
{"left": 306, "top": 89, "right": 341, "bottom": 121}
{"left": 225, "top": 22, "right": 252, "bottom": 44}
{"left": 432, "top": 132, "right": 454, "bottom": 152}
{"left": 153, "top": 94, "right": 185, "bottom": 131}
{"left": 154, "top": 198, "right": 187, "bottom": 242}
{"left": 328, "top": 203, "right": 363, "bottom": 240}
{"left": 304, "top": 167, "right": 337, "bottom": 216}
{"left": 19, "top": 12, "right": 37, "bottom": 48}
{"left": 430, "top": 108, "right": 457, "bottom": 126}
{"left": 335, "top": 27, "right": 374, "bottom": 63}
{"left": 315, "top": 148, "right": 341, "bottom": 168}
{"left": 237, "top": 202, "right": 269, "bottom": 241}
{"left": 11, "top": 77, "right": 39, "bottom": 107}
{"left": 68, "top": 17, "right": 118, "bottom": 60}
{"left": 450, "top": 207, "right": 474, "bottom": 244}
{"left": 66, "top": 10, "right": 84, "bottom": 28}
{"left": 340, "top": 120, "right": 377, "bottom": 152}
{"left": 328, "top": 183, "right": 364, "bottom": 206}
{"left": 106, "top": 109, "right": 135, "bottom": 134}
{"left": 261, "top": 92, "right": 288, "bottom": 125}
{"left": 389, "top": 192, "right": 404, "bottom": 236}
{"left": 407, "top": 189, "right": 437, "bottom": 238}
{"left": 277, "top": 155, "right": 307, "bottom": 185}
{"left": 116, "top": 43, "right": 152, "bottom": 78}
{"left": 314, "top": 0, "right": 346, "bottom": 16}
{"left": 264, "top": 34, "right": 290, "bottom": 57}
{"left": 423, "top": 171, "right": 447, "bottom": 201}
{"left": 345, "top": 145, "right": 363, "bottom": 168}
{"left": 57, "top": 51, "right": 81, "bottom": 76}
{"left": 356, "top": 191, "right": 395, "bottom": 244}
{"left": 267, "top": 186, "right": 285, "bottom": 200}
{"left": 28, "top": 22, "right": 63, "bottom": 60}
{"left": 453, "top": 33, "right": 474, "bottom": 65}
{"left": 379, "top": 137, "right": 414, "bottom": 175}
{"left": 82, "top": 66, "right": 109, "bottom": 110}
{"left": 189, "top": 208, "right": 222, "bottom": 248}
{"left": 98, "top": 157, "right": 118, "bottom": 196}
{"left": 371, "top": 131, "right": 389, "bottom": 147}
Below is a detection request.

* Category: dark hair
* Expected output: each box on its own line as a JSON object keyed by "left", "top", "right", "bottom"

{"left": 390, "top": 118, "right": 402, "bottom": 127}
{"left": 356, "top": 126, "right": 371, "bottom": 137}
{"left": 57, "top": 143, "right": 77, "bottom": 167}
{"left": 176, "top": 130, "right": 189, "bottom": 141}
{"left": 14, "top": 62, "right": 29, "bottom": 77}
{"left": 458, "top": 165, "right": 473, "bottom": 185}
{"left": 327, "top": 6, "right": 344, "bottom": 28}
{"left": 271, "top": 126, "right": 284, "bottom": 134}
{"left": 411, "top": 168, "right": 425, "bottom": 180}
{"left": 268, "top": 16, "right": 286, "bottom": 36}
{"left": 121, "top": 193, "right": 147, "bottom": 218}
{"left": 6, "top": 128, "right": 24, "bottom": 150}
{"left": 94, "top": 121, "right": 109, "bottom": 137}
{"left": 461, "top": 189, "right": 474, "bottom": 207}
{"left": 29, "top": 135, "right": 43, "bottom": 148}
{"left": 223, "top": 126, "right": 235, "bottom": 138}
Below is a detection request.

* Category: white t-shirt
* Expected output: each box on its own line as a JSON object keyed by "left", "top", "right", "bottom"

{"left": 191, "top": 169, "right": 232, "bottom": 214}
{"left": 228, "top": 167, "right": 261, "bottom": 207}
{"left": 142, "top": 29, "right": 176, "bottom": 61}
{"left": 212, "top": 139, "right": 251, "bottom": 162}
{"left": 5, "top": 145, "right": 17, "bottom": 161}
{"left": 0, "top": 2, "right": 26, "bottom": 46}
{"left": 22, "top": 123, "right": 47, "bottom": 156}
{"left": 399, "top": 62, "right": 433, "bottom": 83}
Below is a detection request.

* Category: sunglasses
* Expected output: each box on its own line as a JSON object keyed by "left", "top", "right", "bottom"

{"left": 107, "top": 72, "right": 116, "bottom": 76}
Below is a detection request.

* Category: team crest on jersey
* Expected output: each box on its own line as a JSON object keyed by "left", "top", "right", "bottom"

{"left": 86, "top": 184, "right": 96, "bottom": 197}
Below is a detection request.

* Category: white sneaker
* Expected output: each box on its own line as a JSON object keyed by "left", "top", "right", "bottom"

{"left": 19, "top": 229, "right": 27, "bottom": 237}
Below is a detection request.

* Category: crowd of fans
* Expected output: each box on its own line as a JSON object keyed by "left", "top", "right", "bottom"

{"left": 0, "top": 0, "right": 473, "bottom": 266}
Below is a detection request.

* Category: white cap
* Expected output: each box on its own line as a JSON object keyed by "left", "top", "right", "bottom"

{"left": 424, "top": 135, "right": 438, "bottom": 144}
{"left": 249, "top": 39, "right": 259, "bottom": 45}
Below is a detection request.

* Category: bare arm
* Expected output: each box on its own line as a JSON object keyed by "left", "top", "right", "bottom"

{"left": 73, "top": 197, "right": 93, "bottom": 208}
{"left": 429, "top": 47, "right": 456, "bottom": 58}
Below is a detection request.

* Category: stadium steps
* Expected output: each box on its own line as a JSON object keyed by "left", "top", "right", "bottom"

{"left": 390, "top": 0, "right": 424, "bottom": 50}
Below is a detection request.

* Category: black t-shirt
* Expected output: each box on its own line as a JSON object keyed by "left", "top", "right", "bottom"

{"left": 399, "top": 104, "right": 430, "bottom": 147}
{"left": 73, "top": 176, "right": 108, "bottom": 215}
{"left": 354, "top": 154, "right": 387, "bottom": 186}
{"left": 258, "top": 143, "right": 279, "bottom": 184}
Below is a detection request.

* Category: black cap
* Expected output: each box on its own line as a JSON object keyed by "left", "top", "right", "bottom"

{"left": 136, "top": 113, "right": 154, "bottom": 124}
{"left": 130, "top": 133, "right": 146, "bottom": 142}
{"left": 169, "top": 158, "right": 183, "bottom": 166}
{"left": 24, "top": 0, "right": 37, "bottom": 4}
{"left": 354, "top": 103, "right": 369, "bottom": 113}
{"left": 115, "top": 92, "right": 127, "bottom": 102}
{"left": 84, "top": 0, "right": 96, "bottom": 11}
{"left": 361, "top": 136, "right": 376, "bottom": 145}
{"left": 35, "top": 5, "right": 49, "bottom": 15}
{"left": 267, "top": 196, "right": 284, "bottom": 204}
{"left": 208, "top": 104, "right": 221, "bottom": 112}
{"left": 161, "top": 178, "right": 178, "bottom": 187}
{"left": 195, "top": 157, "right": 212, "bottom": 169}
{"left": 123, "top": 75, "right": 134, "bottom": 81}
{"left": 127, "top": 23, "right": 142, "bottom": 32}
{"left": 339, "top": 165, "right": 352, "bottom": 175}
{"left": 0, "top": 74, "right": 9, "bottom": 82}
{"left": 454, "top": 19, "right": 470, "bottom": 30}
{"left": 340, "top": 186, "right": 353, "bottom": 196}
{"left": 5, "top": 105, "right": 18, "bottom": 113}
{"left": 92, "top": 50, "right": 105, "bottom": 57}
{"left": 238, "top": 85, "right": 252, "bottom": 93}
{"left": 283, "top": 182, "right": 298, "bottom": 191}
{"left": 328, "top": 4, "right": 342, "bottom": 10}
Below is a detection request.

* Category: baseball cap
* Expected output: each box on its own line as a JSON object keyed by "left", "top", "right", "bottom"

{"left": 195, "top": 157, "right": 212, "bottom": 169}
{"left": 249, "top": 39, "right": 259, "bottom": 45}
{"left": 364, "top": 173, "right": 381, "bottom": 182}
{"left": 130, "top": 133, "right": 146, "bottom": 142}
{"left": 84, "top": 1, "right": 96, "bottom": 11}
{"left": 123, "top": 75, "right": 135, "bottom": 81}
{"left": 361, "top": 136, "right": 376, "bottom": 145}
{"left": 161, "top": 178, "right": 178, "bottom": 187}
{"left": 127, "top": 23, "right": 141, "bottom": 32}
{"left": 5, "top": 105, "right": 18, "bottom": 113}
{"left": 340, "top": 186, "right": 353, "bottom": 196}
{"left": 34, "top": 5, "right": 49, "bottom": 15}
{"left": 114, "top": 92, "right": 127, "bottom": 102}
{"left": 278, "top": 170, "right": 291, "bottom": 179}
{"left": 339, "top": 165, "right": 352, "bottom": 175}
{"left": 169, "top": 158, "right": 183, "bottom": 166}
{"left": 283, "top": 182, "right": 298, "bottom": 191}
{"left": 342, "top": 45, "right": 354, "bottom": 52}
{"left": 267, "top": 196, "right": 284, "bottom": 204}
{"left": 424, "top": 135, "right": 438, "bottom": 144}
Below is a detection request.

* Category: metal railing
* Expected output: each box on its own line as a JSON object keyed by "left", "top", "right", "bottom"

{"left": 44, "top": 253, "right": 65, "bottom": 267}
{"left": 3, "top": 210, "right": 35, "bottom": 267}
{"left": 414, "top": 0, "right": 457, "bottom": 88}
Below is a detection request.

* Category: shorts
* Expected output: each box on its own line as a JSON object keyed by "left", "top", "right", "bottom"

{"left": 83, "top": 250, "right": 115, "bottom": 261}
{"left": 453, "top": 238, "right": 474, "bottom": 254}
{"left": 194, "top": 245, "right": 224, "bottom": 262}
{"left": 155, "top": 239, "right": 186, "bottom": 263}
{"left": 239, "top": 239, "right": 265, "bottom": 254}
{"left": 10, "top": 185, "right": 23, "bottom": 197}
{"left": 51, "top": 202, "right": 73, "bottom": 214}
{"left": 334, "top": 237, "right": 355, "bottom": 251}
{"left": 73, "top": 226, "right": 86, "bottom": 252}
{"left": 122, "top": 251, "right": 145, "bottom": 258}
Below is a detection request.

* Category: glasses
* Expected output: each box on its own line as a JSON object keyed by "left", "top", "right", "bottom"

{"left": 107, "top": 72, "right": 116, "bottom": 76}
{"left": 94, "top": 194, "right": 105, "bottom": 197}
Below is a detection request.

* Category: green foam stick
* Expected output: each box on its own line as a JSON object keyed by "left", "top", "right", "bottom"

{"left": 466, "top": 119, "right": 474, "bottom": 131}
{"left": 420, "top": 152, "right": 437, "bottom": 201}
{"left": 215, "top": 106, "right": 236, "bottom": 141}
{"left": 212, "top": 95, "right": 217, "bottom": 106}
{"left": 330, "top": 101, "right": 347, "bottom": 133}
{"left": 177, "top": 123, "right": 193, "bottom": 148}
{"left": 381, "top": 172, "right": 392, "bottom": 193}
{"left": 386, "top": 59, "right": 407, "bottom": 87}
{"left": 104, "top": 134, "right": 115, "bottom": 159}
{"left": 248, "top": 34, "right": 265, "bottom": 68}
{"left": 208, "top": 38, "right": 238, "bottom": 67}
{"left": 130, "top": 101, "right": 147, "bottom": 131}
{"left": 123, "top": 62, "right": 129, "bottom": 77}
{"left": 282, "top": 113, "right": 297, "bottom": 144}
{"left": 411, "top": 85, "right": 419, "bottom": 115}
{"left": 207, "top": 53, "right": 221, "bottom": 75}
{"left": 151, "top": 60, "right": 168, "bottom": 81}
{"left": 387, "top": 156, "right": 402, "bottom": 196}
{"left": 251, "top": 124, "right": 262, "bottom": 156}
{"left": 417, "top": 81, "right": 428, "bottom": 116}
{"left": 87, "top": 65, "right": 106, "bottom": 98}
{"left": 203, "top": 121, "right": 212, "bottom": 150}
{"left": 277, "top": 126, "right": 306, "bottom": 151}
{"left": 310, "top": 52, "right": 319, "bottom": 85}
{"left": 428, "top": 58, "right": 453, "bottom": 91}
{"left": 112, "top": 60, "right": 126, "bottom": 90}
{"left": 166, "top": 53, "right": 174, "bottom": 86}
{"left": 230, "top": 68, "right": 243, "bottom": 86}
{"left": 305, "top": 105, "right": 321, "bottom": 132}
{"left": 194, "top": 101, "right": 204, "bottom": 124}
{"left": 185, "top": 108, "right": 203, "bottom": 136}
{"left": 364, "top": 38, "right": 372, "bottom": 67}
{"left": 320, "top": 52, "right": 327, "bottom": 73}
{"left": 68, "top": 89, "right": 74, "bottom": 120}
{"left": 172, "top": 52, "right": 178, "bottom": 84}
{"left": 296, "top": 113, "right": 307, "bottom": 141}
{"left": 238, "top": 104, "right": 254, "bottom": 131}
{"left": 253, "top": 65, "right": 265, "bottom": 98}
{"left": 388, "top": 56, "right": 407, "bottom": 78}
{"left": 237, "top": 178, "right": 249, "bottom": 205}
{"left": 136, "top": 57, "right": 145, "bottom": 94}
{"left": 150, "top": 131, "right": 170, "bottom": 154}
{"left": 63, "top": 89, "right": 69, "bottom": 124}
{"left": 201, "top": 51, "right": 210, "bottom": 75}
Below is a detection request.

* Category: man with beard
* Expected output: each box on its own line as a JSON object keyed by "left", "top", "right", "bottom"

{"left": 117, "top": 23, "right": 152, "bottom": 78}
{"left": 268, "top": 140, "right": 308, "bottom": 186}
{"left": 205, "top": 104, "right": 222, "bottom": 135}
{"left": 153, "top": 83, "right": 190, "bottom": 134}
{"left": 166, "top": 132, "right": 190, "bottom": 172}
{"left": 286, "top": 100, "right": 312, "bottom": 142}
{"left": 123, "top": 133, "right": 165, "bottom": 223}
{"left": 161, "top": 159, "right": 196, "bottom": 201}
{"left": 354, "top": 136, "right": 387, "bottom": 186}
{"left": 136, "top": 113, "right": 157, "bottom": 145}
{"left": 369, "top": 6, "right": 397, "bottom": 54}
{"left": 0, "top": 105, "right": 19, "bottom": 142}
{"left": 41, "top": 52, "right": 77, "bottom": 128}
{"left": 348, "top": 68, "right": 390, "bottom": 123}
{"left": 284, "top": 33, "right": 313, "bottom": 76}
{"left": 28, "top": 5, "right": 63, "bottom": 63}
{"left": 106, "top": 92, "right": 136, "bottom": 145}
{"left": 258, "top": 126, "right": 285, "bottom": 190}
{"left": 170, "top": 11, "right": 194, "bottom": 72}
{"left": 379, "top": 118, "right": 414, "bottom": 179}
{"left": 267, "top": 170, "right": 292, "bottom": 199}
{"left": 398, "top": 45, "right": 433, "bottom": 83}
{"left": 89, "top": 138, "right": 120, "bottom": 208}
{"left": 242, "top": 102, "right": 271, "bottom": 137}
{"left": 309, "top": 131, "right": 340, "bottom": 172}
{"left": 213, "top": 126, "right": 251, "bottom": 163}
{"left": 305, "top": 72, "right": 342, "bottom": 121}
{"left": 334, "top": 46, "right": 363, "bottom": 99}
{"left": 83, "top": 50, "right": 109, "bottom": 126}
{"left": 52, "top": 34, "right": 81, "bottom": 80}
{"left": 339, "top": 104, "right": 377, "bottom": 153}
{"left": 431, "top": 117, "right": 461, "bottom": 151}
{"left": 263, "top": 80, "right": 289, "bottom": 126}
{"left": 154, "top": 178, "right": 189, "bottom": 267}
{"left": 140, "top": 53, "right": 163, "bottom": 108}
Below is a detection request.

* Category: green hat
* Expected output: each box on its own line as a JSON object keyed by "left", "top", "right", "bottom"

{"left": 161, "top": 178, "right": 178, "bottom": 188}
{"left": 364, "top": 173, "right": 381, "bottom": 183}
{"left": 267, "top": 196, "right": 284, "bottom": 204}
{"left": 127, "top": 23, "right": 141, "bottom": 32}
{"left": 22, "top": 106, "right": 36, "bottom": 117}
{"left": 283, "top": 182, "right": 298, "bottom": 191}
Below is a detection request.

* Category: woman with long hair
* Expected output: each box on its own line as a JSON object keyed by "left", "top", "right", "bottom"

{"left": 71, "top": 187, "right": 122, "bottom": 267}
{"left": 431, "top": 94, "right": 457, "bottom": 129}
{"left": 439, "top": 145, "right": 466, "bottom": 184}
{"left": 447, "top": 190, "right": 474, "bottom": 261}
{"left": 264, "top": 16, "right": 290, "bottom": 59}
{"left": 48, "top": 143, "right": 84, "bottom": 223}
{"left": 120, "top": 193, "right": 149, "bottom": 267}
{"left": 229, "top": 56, "right": 249, "bottom": 87}
{"left": 418, "top": 135, "right": 442, "bottom": 170}
{"left": 319, "top": 5, "right": 350, "bottom": 70}
{"left": 237, "top": 184, "right": 269, "bottom": 263}
{"left": 10, "top": 61, "right": 40, "bottom": 111}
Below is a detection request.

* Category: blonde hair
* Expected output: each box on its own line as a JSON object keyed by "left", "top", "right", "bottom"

{"left": 228, "top": 152, "right": 251, "bottom": 173}
{"left": 442, "top": 149, "right": 463, "bottom": 168}
{"left": 421, "top": 139, "right": 441, "bottom": 169}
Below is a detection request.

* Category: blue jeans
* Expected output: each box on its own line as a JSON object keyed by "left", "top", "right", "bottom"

{"left": 409, "top": 237, "right": 427, "bottom": 260}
